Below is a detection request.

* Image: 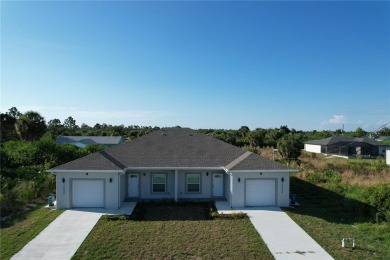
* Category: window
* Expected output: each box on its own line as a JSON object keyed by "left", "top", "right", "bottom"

{"left": 186, "top": 173, "right": 201, "bottom": 193}
{"left": 152, "top": 174, "right": 166, "bottom": 193}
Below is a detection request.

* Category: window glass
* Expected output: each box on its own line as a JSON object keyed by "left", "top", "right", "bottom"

{"left": 187, "top": 173, "right": 200, "bottom": 192}
{"left": 152, "top": 174, "right": 166, "bottom": 192}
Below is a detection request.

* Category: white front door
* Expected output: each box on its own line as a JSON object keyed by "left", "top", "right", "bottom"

{"left": 128, "top": 174, "right": 139, "bottom": 197}
{"left": 212, "top": 173, "right": 223, "bottom": 197}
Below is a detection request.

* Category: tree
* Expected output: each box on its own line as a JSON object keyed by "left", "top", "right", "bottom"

{"left": 279, "top": 125, "right": 291, "bottom": 135}
{"left": 15, "top": 111, "right": 47, "bottom": 141}
{"left": 352, "top": 127, "right": 367, "bottom": 137}
{"left": 238, "top": 126, "right": 250, "bottom": 138}
{"left": 248, "top": 128, "right": 266, "bottom": 147}
{"left": 6, "top": 107, "right": 21, "bottom": 119}
{"left": 47, "top": 119, "right": 63, "bottom": 136}
{"left": 277, "top": 133, "right": 303, "bottom": 166}
{"left": 63, "top": 116, "right": 77, "bottom": 134}
{"left": 378, "top": 127, "right": 390, "bottom": 136}
{"left": 1, "top": 107, "right": 21, "bottom": 141}
{"left": 0, "top": 113, "right": 17, "bottom": 142}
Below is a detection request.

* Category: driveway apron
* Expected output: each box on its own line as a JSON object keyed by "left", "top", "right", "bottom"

{"left": 216, "top": 202, "right": 334, "bottom": 260}
{"left": 11, "top": 202, "right": 136, "bottom": 260}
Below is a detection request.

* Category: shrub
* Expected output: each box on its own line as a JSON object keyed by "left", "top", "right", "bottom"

{"left": 15, "top": 181, "right": 36, "bottom": 204}
{"left": 306, "top": 170, "right": 342, "bottom": 184}
{"left": 363, "top": 184, "right": 390, "bottom": 222}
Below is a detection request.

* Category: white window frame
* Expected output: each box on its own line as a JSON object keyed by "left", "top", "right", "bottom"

{"left": 152, "top": 173, "right": 167, "bottom": 193}
{"left": 186, "top": 173, "right": 201, "bottom": 193}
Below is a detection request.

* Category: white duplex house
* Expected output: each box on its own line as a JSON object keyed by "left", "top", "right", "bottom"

{"left": 49, "top": 127, "right": 296, "bottom": 209}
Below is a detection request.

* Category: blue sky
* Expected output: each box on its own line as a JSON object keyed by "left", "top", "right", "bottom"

{"left": 2, "top": 1, "right": 389, "bottom": 131}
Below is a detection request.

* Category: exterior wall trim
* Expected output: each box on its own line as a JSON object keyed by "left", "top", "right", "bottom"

{"left": 49, "top": 170, "right": 124, "bottom": 174}
{"left": 126, "top": 167, "right": 223, "bottom": 171}
{"left": 225, "top": 169, "right": 297, "bottom": 173}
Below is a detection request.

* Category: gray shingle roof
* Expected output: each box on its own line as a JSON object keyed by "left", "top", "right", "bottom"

{"left": 228, "top": 153, "right": 292, "bottom": 171}
{"left": 50, "top": 128, "right": 292, "bottom": 172}
{"left": 305, "top": 136, "right": 380, "bottom": 146}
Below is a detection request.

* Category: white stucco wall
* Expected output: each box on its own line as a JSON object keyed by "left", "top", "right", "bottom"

{"left": 229, "top": 171, "right": 290, "bottom": 208}
{"left": 304, "top": 144, "right": 322, "bottom": 153}
{"left": 55, "top": 171, "right": 121, "bottom": 209}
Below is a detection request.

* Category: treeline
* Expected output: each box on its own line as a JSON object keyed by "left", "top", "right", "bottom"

{"left": 2, "top": 107, "right": 389, "bottom": 146}
{"left": 1, "top": 107, "right": 390, "bottom": 216}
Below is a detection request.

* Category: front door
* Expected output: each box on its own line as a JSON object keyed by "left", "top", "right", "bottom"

{"left": 212, "top": 173, "right": 223, "bottom": 197}
{"left": 128, "top": 174, "right": 139, "bottom": 197}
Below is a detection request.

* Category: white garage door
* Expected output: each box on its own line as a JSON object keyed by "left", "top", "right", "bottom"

{"left": 246, "top": 179, "right": 276, "bottom": 206}
{"left": 72, "top": 179, "right": 104, "bottom": 208}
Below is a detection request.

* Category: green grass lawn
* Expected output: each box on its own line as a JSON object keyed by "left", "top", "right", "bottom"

{"left": 0, "top": 204, "right": 64, "bottom": 260}
{"left": 73, "top": 203, "right": 273, "bottom": 259}
{"left": 285, "top": 177, "right": 390, "bottom": 260}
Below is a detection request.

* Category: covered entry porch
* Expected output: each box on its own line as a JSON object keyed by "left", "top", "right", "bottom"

{"left": 122, "top": 168, "right": 229, "bottom": 203}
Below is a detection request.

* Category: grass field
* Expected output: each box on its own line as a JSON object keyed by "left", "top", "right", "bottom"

{"left": 0, "top": 204, "right": 64, "bottom": 260}
{"left": 285, "top": 176, "right": 390, "bottom": 260}
{"left": 73, "top": 203, "right": 273, "bottom": 259}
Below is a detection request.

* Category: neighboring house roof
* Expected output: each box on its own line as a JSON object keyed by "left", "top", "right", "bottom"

{"left": 56, "top": 136, "right": 123, "bottom": 147}
{"left": 305, "top": 136, "right": 380, "bottom": 146}
{"left": 50, "top": 128, "right": 291, "bottom": 172}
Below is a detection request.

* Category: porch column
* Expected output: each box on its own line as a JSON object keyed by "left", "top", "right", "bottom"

{"left": 174, "top": 170, "right": 178, "bottom": 202}
{"left": 229, "top": 172, "right": 233, "bottom": 208}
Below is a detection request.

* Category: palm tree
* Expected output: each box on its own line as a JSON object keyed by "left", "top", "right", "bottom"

{"left": 15, "top": 111, "right": 47, "bottom": 141}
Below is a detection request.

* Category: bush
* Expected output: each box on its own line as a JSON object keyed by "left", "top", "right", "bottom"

{"left": 15, "top": 181, "right": 36, "bottom": 204}
{"left": 362, "top": 184, "right": 390, "bottom": 222}
{"left": 306, "top": 170, "right": 342, "bottom": 184}
{"left": 2, "top": 140, "right": 38, "bottom": 167}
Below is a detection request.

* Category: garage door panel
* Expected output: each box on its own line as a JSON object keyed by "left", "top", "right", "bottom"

{"left": 72, "top": 179, "right": 104, "bottom": 208}
{"left": 246, "top": 179, "right": 276, "bottom": 206}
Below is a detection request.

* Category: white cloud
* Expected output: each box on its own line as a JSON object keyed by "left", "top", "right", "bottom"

{"left": 328, "top": 115, "right": 344, "bottom": 124}
{"left": 321, "top": 115, "right": 345, "bottom": 126}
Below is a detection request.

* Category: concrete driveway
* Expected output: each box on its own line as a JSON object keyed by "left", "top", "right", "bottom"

{"left": 11, "top": 202, "right": 136, "bottom": 260}
{"left": 216, "top": 202, "right": 334, "bottom": 260}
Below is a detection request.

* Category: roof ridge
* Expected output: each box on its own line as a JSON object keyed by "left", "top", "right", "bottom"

{"left": 99, "top": 150, "right": 126, "bottom": 169}
{"left": 224, "top": 151, "right": 252, "bottom": 170}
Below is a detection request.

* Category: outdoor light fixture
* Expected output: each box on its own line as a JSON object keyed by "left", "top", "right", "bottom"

{"left": 206, "top": 172, "right": 209, "bottom": 176}
{"left": 86, "top": 172, "right": 88, "bottom": 175}
{"left": 110, "top": 178, "right": 112, "bottom": 183}
{"left": 62, "top": 178, "right": 65, "bottom": 183}
{"left": 238, "top": 178, "right": 241, "bottom": 182}
{"left": 281, "top": 177, "right": 284, "bottom": 182}
{"left": 259, "top": 172, "right": 262, "bottom": 175}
